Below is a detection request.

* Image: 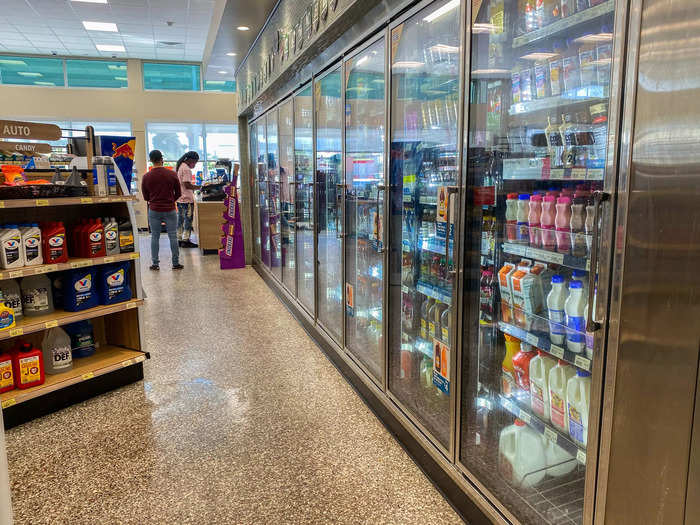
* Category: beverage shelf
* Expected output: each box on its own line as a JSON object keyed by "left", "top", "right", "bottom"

{"left": 416, "top": 280, "right": 452, "bottom": 305}
{"left": 502, "top": 242, "right": 590, "bottom": 270}
{"left": 0, "top": 299, "right": 143, "bottom": 341}
{"left": 509, "top": 92, "right": 606, "bottom": 117}
{"left": 403, "top": 237, "right": 454, "bottom": 255}
{"left": 0, "top": 252, "right": 139, "bottom": 281}
{"left": 498, "top": 320, "right": 592, "bottom": 372}
{"left": 1, "top": 346, "right": 145, "bottom": 409}
{"left": 498, "top": 394, "right": 587, "bottom": 465}
{"left": 512, "top": 0, "right": 615, "bottom": 48}
{"left": 0, "top": 195, "right": 136, "bottom": 209}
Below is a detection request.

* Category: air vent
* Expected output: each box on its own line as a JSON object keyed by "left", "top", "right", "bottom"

{"left": 157, "top": 41, "right": 184, "bottom": 48}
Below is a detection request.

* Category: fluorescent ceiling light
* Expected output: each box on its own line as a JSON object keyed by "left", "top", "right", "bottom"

{"left": 114, "top": 76, "right": 127, "bottom": 81}
{"left": 17, "top": 72, "right": 42, "bottom": 77}
{"left": 96, "top": 44, "right": 125, "bottom": 52}
{"left": 393, "top": 61, "right": 424, "bottom": 68}
{"left": 0, "top": 59, "right": 27, "bottom": 66}
{"left": 430, "top": 44, "right": 459, "bottom": 54}
{"left": 226, "top": 52, "right": 237, "bottom": 56}
{"left": 206, "top": 80, "right": 225, "bottom": 85}
{"left": 520, "top": 52, "right": 559, "bottom": 61}
{"left": 218, "top": 70, "right": 227, "bottom": 74}
{"left": 473, "top": 23, "right": 499, "bottom": 33}
{"left": 237, "top": 26, "right": 250, "bottom": 31}
{"left": 34, "top": 81, "right": 55, "bottom": 86}
{"left": 108, "top": 64, "right": 126, "bottom": 70}
{"left": 423, "top": 0, "right": 459, "bottom": 22}
{"left": 83, "top": 21, "right": 118, "bottom": 32}
{"left": 356, "top": 55, "right": 369, "bottom": 66}
{"left": 72, "top": 0, "right": 108, "bottom": 3}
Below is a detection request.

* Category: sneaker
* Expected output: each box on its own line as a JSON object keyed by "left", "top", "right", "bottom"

{"left": 172, "top": 264, "right": 184, "bottom": 270}
{"left": 150, "top": 264, "right": 160, "bottom": 271}
{"left": 181, "top": 240, "right": 199, "bottom": 248}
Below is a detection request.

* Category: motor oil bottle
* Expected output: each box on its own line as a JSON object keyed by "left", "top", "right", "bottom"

{"left": 0, "top": 349, "right": 14, "bottom": 393}
{"left": 98, "top": 262, "right": 131, "bottom": 305}
{"left": 21, "top": 223, "right": 42, "bottom": 266}
{"left": 21, "top": 274, "right": 55, "bottom": 317}
{"left": 64, "top": 320, "right": 96, "bottom": 358}
{"left": 63, "top": 269, "right": 98, "bottom": 312}
{"left": 0, "top": 224, "right": 24, "bottom": 269}
{"left": 12, "top": 342, "right": 44, "bottom": 389}
{"left": 71, "top": 219, "right": 86, "bottom": 258}
{"left": 0, "top": 279, "right": 22, "bottom": 322}
{"left": 118, "top": 218, "right": 134, "bottom": 253}
{"left": 42, "top": 222, "right": 68, "bottom": 264}
{"left": 103, "top": 217, "right": 119, "bottom": 255}
{"left": 42, "top": 327, "right": 73, "bottom": 374}
{"left": 85, "top": 218, "right": 106, "bottom": 258}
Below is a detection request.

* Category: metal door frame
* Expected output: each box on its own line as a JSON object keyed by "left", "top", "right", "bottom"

{"left": 249, "top": 119, "right": 262, "bottom": 265}
{"left": 266, "top": 107, "right": 283, "bottom": 284}
{"left": 278, "top": 97, "right": 297, "bottom": 298}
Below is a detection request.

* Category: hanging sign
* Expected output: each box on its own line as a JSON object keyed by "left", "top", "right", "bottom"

{"left": 0, "top": 141, "right": 52, "bottom": 155}
{"left": 0, "top": 120, "right": 61, "bottom": 141}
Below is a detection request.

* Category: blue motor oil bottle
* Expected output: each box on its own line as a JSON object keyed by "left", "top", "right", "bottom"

{"left": 63, "top": 269, "right": 98, "bottom": 312}
{"left": 98, "top": 262, "right": 131, "bottom": 305}
{"left": 64, "top": 320, "right": 96, "bottom": 358}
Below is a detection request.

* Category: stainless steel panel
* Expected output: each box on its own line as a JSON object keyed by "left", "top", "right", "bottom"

{"left": 601, "top": 0, "right": 700, "bottom": 522}
{"left": 688, "top": 360, "right": 700, "bottom": 525}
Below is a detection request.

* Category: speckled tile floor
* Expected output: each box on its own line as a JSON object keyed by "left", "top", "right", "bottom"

{"left": 5, "top": 236, "right": 464, "bottom": 525}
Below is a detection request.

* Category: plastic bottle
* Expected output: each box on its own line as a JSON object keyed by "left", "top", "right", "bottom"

{"left": 42, "top": 327, "right": 73, "bottom": 374}
{"left": 516, "top": 194, "right": 530, "bottom": 245}
{"left": 0, "top": 291, "right": 15, "bottom": 332}
{"left": 549, "top": 360, "right": 575, "bottom": 431}
{"left": 529, "top": 350, "right": 556, "bottom": 419}
{"left": 421, "top": 297, "right": 435, "bottom": 340}
{"left": 42, "top": 222, "right": 68, "bottom": 264}
{"left": 565, "top": 280, "right": 587, "bottom": 353}
{"left": 498, "top": 419, "right": 547, "bottom": 488}
{"left": 540, "top": 195, "right": 557, "bottom": 251}
{"left": 555, "top": 196, "right": 572, "bottom": 254}
{"left": 0, "top": 279, "right": 22, "bottom": 322}
{"left": 512, "top": 342, "right": 536, "bottom": 394}
{"left": 0, "top": 224, "right": 24, "bottom": 269}
{"left": 528, "top": 194, "right": 542, "bottom": 247}
{"left": 505, "top": 193, "right": 518, "bottom": 243}
{"left": 64, "top": 320, "right": 96, "bottom": 358}
{"left": 570, "top": 197, "right": 587, "bottom": 257}
{"left": 502, "top": 334, "right": 520, "bottom": 397}
{"left": 545, "top": 439, "right": 577, "bottom": 477}
{"left": 98, "top": 262, "right": 132, "bottom": 305}
{"left": 428, "top": 301, "right": 440, "bottom": 339}
{"left": 85, "top": 219, "right": 106, "bottom": 258}
{"left": 21, "top": 223, "right": 42, "bottom": 266}
{"left": 12, "top": 342, "right": 44, "bottom": 389}
{"left": 585, "top": 198, "right": 595, "bottom": 256}
{"left": 0, "top": 348, "right": 14, "bottom": 393}
{"left": 547, "top": 275, "right": 568, "bottom": 345}
{"left": 440, "top": 306, "right": 451, "bottom": 344}
{"left": 566, "top": 369, "right": 591, "bottom": 446}
{"left": 103, "top": 217, "right": 119, "bottom": 255}
{"left": 118, "top": 218, "right": 135, "bottom": 253}
{"left": 21, "top": 274, "right": 54, "bottom": 317}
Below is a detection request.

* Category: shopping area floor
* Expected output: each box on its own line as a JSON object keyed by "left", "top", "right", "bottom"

{"left": 4, "top": 236, "right": 463, "bottom": 524}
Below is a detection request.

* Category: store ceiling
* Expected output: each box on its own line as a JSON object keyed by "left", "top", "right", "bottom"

{"left": 0, "top": 0, "right": 277, "bottom": 82}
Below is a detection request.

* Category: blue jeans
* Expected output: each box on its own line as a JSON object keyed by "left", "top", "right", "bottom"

{"left": 148, "top": 209, "right": 179, "bottom": 266}
{"left": 177, "top": 202, "right": 194, "bottom": 241}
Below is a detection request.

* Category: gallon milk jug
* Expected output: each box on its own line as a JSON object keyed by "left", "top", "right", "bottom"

{"left": 498, "top": 419, "right": 547, "bottom": 489}
{"left": 529, "top": 350, "right": 556, "bottom": 419}
{"left": 567, "top": 370, "right": 591, "bottom": 447}
{"left": 42, "top": 327, "right": 73, "bottom": 374}
{"left": 544, "top": 438, "right": 576, "bottom": 477}
{"left": 565, "top": 280, "right": 587, "bottom": 353}
{"left": 547, "top": 275, "right": 568, "bottom": 345}
{"left": 0, "top": 349, "right": 14, "bottom": 393}
{"left": 21, "top": 274, "right": 54, "bottom": 317}
{"left": 0, "top": 224, "right": 24, "bottom": 269}
{"left": 103, "top": 217, "right": 119, "bottom": 255}
{"left": 549, "top": 360, "right": 575, "bottom": 431}
{"left": 0, "top": 279, "right": 22, "bottom": 322}
{"left": 21, "top": 223, "right": 42, "bottom": 266}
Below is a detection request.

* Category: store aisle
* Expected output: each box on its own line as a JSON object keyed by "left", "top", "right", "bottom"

{"left": 4, "top": 238, "right": 463, "bottom": 524}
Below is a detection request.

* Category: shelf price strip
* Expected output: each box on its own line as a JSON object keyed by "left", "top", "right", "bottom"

{"left": 502, "top": 242, "right": 589, "bottom": 271}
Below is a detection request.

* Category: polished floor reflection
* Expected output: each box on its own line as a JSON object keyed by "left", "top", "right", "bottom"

{"left": 5, "top": 236, "right": 462, "bottom": 524}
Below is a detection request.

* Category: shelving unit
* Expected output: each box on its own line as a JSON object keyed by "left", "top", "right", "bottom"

{"left": 0, "top": 195, "right": 135, "bottom": 209}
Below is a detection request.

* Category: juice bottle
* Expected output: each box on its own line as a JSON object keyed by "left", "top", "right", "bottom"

{"left": 567, "top": 369, "right": 591, "bottom": 446}
{"left": 565, "top": 280, "right": 587, "bottom": 353}
{"left": 549, "top": 360, "right": 575, "bottom": 431}
{"left": 516, "top": 194, "right": 530, "bottom": 244}
{"left": 528, "top": 194, "right": 542, "bottom": 247}
{"left": 502, "top": 334, "right": 520, "bottom": 397}
{"left": 505, "top": 193, "right": 519, "bottom": 243}
{"left": 512, "top": 342, "right": 536, "bottom": 393}
{"left": 12, "top": 342, "right": 44, "bottom": 389}
{"left": 0, "top": 349, "right": 14, "bottom": 393}
{"left": 547, "top": 275, "right": 568, "bottom": 345}
{"left": 555, "top": 196, "right": 572, "bottom": 254}
{"left": 540, "top": 195, "right": 557, "bottom": 251}
{"left": 529, "top": 350, "right": 556, "bottom": 419}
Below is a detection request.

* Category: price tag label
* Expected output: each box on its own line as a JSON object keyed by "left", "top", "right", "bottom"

{"left": 533, "top": 247, "right": 564, "bottom": 265}
{"left": 572, "top": 168, "right": 587, "bottom": 180}
{"left": 550, "top": 345, "right": 565, "bottom": 359}
{"left": 134, "top": 355, "right": 146, "bottom": 363}
{"left": 126, "top": 302, "right": 137, "bottom": 309}
{"left": 35, "top": 199, "right": 49, "bottom": 206}
{"left": 544, "top": 426, "right": 558, "bottom": 443}
{"left": 80, "top": 197, "right": 93, "bottom": 204}
{"left": 81, "top": 372, "right": 95, "bottom": 380}
{"left": 130, "top": 253, "right": 139, "bottom": 260}
{"left": 103, "top": 256, "right": 115, "bottom": 263}
{"left": 45, "top": 320, "right": 58, "bottom": 329}
{"left": 526, "top": 333, "right": 539, "bottom": 346}
{"left": 1, "top": 398, "right": 16, "bottom": 409}
{"left": 575, "top": 355, "right": 591, "bottom": 371}
{"left": 518, "top": 409, "right": 531, "bottom": 425}
{"left": 44, "top": 264, "right": 58, "bottom": 273}
{"left": 9, "top": 328, "right": 23, "bottom": 337}
{"left": 577, "top": 449, "right": 587, "bottom": 464}
{"left": 98, "top": 197, "right": 110, "bottom": 203}
{"left": 121, "top": 359, "right": 133, "bottom": 367}
{"left": 0, "top": 201, "right": 5, "bottom": 208}
{"left": 8, "top": 270, "right": 23, "bottom": 278}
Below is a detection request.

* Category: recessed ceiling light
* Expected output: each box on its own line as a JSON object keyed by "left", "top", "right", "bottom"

{"left": 114, "top": 76, "right": 127, "bottom": 81}
{"left": 34, "top": 81, "right": 56, "bottom": 86}
{"left": 237, "top": 26, "right": 250, "bottom": 31}
{"left": 218, "top": 70, "right": 227, "bottom": 74}
{"left": 96, "top": 44, "right": 125, "bottom": 52}
{"left": 0, "top": 59, "right": 27, "bottom": 66}
{"left": 108, "top": 64, "right": 126, "bottom": 70}
{"left": 18, "top": 72, "right": 42, "bottom": 77}
{"left": 72, "top": 0, "right": 108, "bottom": 3}
{"left": 226, "top": 52, "right": 237, "bottom": 56}
{"left": 83, "top": 21, "right": 118, "bottom": 32}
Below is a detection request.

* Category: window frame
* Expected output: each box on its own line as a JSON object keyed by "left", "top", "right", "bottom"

{"left": 142, "top": 61, "right": 203, "bottom": 92}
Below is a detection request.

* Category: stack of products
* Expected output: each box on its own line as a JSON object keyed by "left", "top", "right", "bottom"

{"left": 219, "top": 172, "right": 245, "bottom": 270}
{"left": 0, "top": 165, "right": 88, "bottom": 199}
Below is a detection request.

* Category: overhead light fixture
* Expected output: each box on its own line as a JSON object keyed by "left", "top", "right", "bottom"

{"left": 17, "top": 72, "right": 42, "bottom": 77}
{"left": 0, "top": 59, "right": 27, "bottom": 66}
{"left": 356, "top": 55, "right": 369, "bottom": 66}
{"left": 423, "top": 0, "right": 459, "bottom": 22}
{"left": 429, "top": 44, "right": 459, "bottom": 54}
{"left": 114, "top": 76, "right": 127, "bottom": 81}
{"left": 237, "top": 26, "right": 250, "bottom": 31}
{"left": 72, "top": 0, "right": 108, "bottom": 3}
{"left": 218, "top": 70, "right": 227, "bottom": 74}
{"left": 226, "top": 52, "right": 237, "bottom": 56}
{"left": 83, "top": 21, "right": 118, "bottom": 32}
{"left": 520, "top": 52, "right": 559, "bottom": 61}
{"left": 393, "top": 61, "right": 424, "bottom": 68}
{"left": 96, "top": 44, "right": 125, "bottom": 52}
{"left": 108, "top": 64, "right": 126, "bottom": 70}
{"left": 473, "top": 23, "right": 499, "bottom": 33}
{"left": 206, "top": 80, "right": 225, "bottom": 85}
{"left": 34, "top": 81, "right": 55, "bottom": 86}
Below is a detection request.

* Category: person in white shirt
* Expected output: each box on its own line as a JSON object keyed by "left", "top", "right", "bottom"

{"left": 175, "top": 151, "right": 201, "bottom": 248}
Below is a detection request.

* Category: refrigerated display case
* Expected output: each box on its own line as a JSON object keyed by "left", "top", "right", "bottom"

{"left": 315, "top": 66, "right": 344, "bottom": 342}
{"left": 458, "top": 0, "right": 617, "bottom": 523}
{"left": 295, "top": 84, "right": 315, "bottom": 315}
{"left": 250, "top": 121, "right": 261, "bottom": 262}
{"left": 344, "top": 37, "right": 387, "bottom": 383}
{"left": 267, "top": 110, "right": 282, "bottom": 279}
{"left": 257, "top": 119, "right": 270, "bottom": 268}
{"left": 279, "top": 99, "right": 296, "bottom": 294}
{"left": 388, "top": 0, "right": 462, "bottom": 451}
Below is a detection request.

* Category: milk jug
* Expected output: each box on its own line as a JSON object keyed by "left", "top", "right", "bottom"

{"left": 544, "top": 438, "right": 576, "bottom": 477}
{"left": 529, "top": 350, "right": 556, "bottom": 419}
{"left": 567, "top": 370, "right": 591, "bottom": 447}
{"left": 0, "top": 279, "right": 22, "bottom": 322}
{"left": 565, "top": 280, "right": 587, "bottom": 353}
{"left": 103, "top": 217, "right": 119, "bottom": 255}
{"left": 549, "top": 360, "right": 575, "bottom": 431}
{"left": 42, "top": 327, "right": 73, "bottom": 374}
{"left": 547, "top": 275, "right": 568, "bottom": 345}
{"left": 0, "top": 224, "right": 24, "bottom": 269}
{"left": 21, "top": 223, "right": 42, "bottom": 266}
{"left": 498, "top": 419, "right": 547, "bottom": 488}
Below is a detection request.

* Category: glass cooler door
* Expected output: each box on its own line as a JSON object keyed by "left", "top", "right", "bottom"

{"left": 388, "top": 0, "right": 462, "bottom": 451}
{"left": 459, "top": 0, "right": 617, "bottom": 523}
{"left": 279, "top": 99, "right": 296, "bottom": 295}
{"left": 315, "top": 66, "right": 344, "bottom": 342}
{"left": 250, "top": 122, "right": 261, "bottom": 261}
{"left": 267, "top": 110, "right": 282, "bottom": 280}
{"left": 257, "top": 119, "right": 270, "bottom": 269}
{"left": 344, "top": 37, "right": 386, "bottom": 383}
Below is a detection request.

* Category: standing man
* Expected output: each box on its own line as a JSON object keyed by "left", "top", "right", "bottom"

{"left": 176, "top": 151, "right": 201, "bottom": 248}
{"left": 141, "top": 149, "right": 183, "bottom": 271}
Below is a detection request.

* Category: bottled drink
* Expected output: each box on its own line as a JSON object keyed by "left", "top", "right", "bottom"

{"left": 480, "top": 269, "right": 495, "bottom": 322}
{"left": 440, "top": 306, "right": 451, "bottom": 344}
{"left": 516, "top": 194, "right": 530, "bottom": 244}
{"left": 565, "top": 280, "right": 587, "bottom": 353}
{"left": 549, "top": 360, "right": 575, "bottom": 431}
{"left": 541, "top": 195, "right": 557, "bottom": 251}
{"left": 505, "top": 193, "right": 519, "bottom": 242}
{"left": 502, "top": 334, "right": 520, "bottom": 397}
{"left": 528, "top": 194, "right": 542, "bottom": 247}
{"left": 421, "top": 297, "right": 435, "bottom": 340}
{"left": 431, "top": 255, "right": 441, "bottom": 286}
{"left": 555, "top": 196, "right": 572, "bottom": 253}
{"left": 435, "top": 302, "right": 448, "bottom": 340}
{"left": 428, "top": 301, "right": 440, "bottom": 339}
{"left": 570, "top": 196, "right": 587, "bottom": 257}
{"left": 547, "top": 275, "right": 568, "bottom": 345}
{"left": 566, "top": 370, "right": 591, "bottom": 446}
{"left": 513, "top": 342, "right": 536, "bottom": 394}
{"left": 420, "top": 251, "right": 431, "bottom": 283}
{"left": 529, "top": 350, "right": 556, "bottom": 419}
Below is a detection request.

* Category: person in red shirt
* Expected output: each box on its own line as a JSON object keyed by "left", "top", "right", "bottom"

{"left": 141, "top": 150, "right": 183, "bottom": 271}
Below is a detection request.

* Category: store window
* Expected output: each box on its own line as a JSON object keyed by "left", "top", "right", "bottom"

{"left": 143, "top": 62, "right": 201, "bottom": 91}
{"left": 0, "top": 56, "right": 64, "bottom": 87}
{"left": 66, "top": 60, "right": 128, "bottom": 89}
{"left": 204, "top": 80, "right": 236, "bottom": 92}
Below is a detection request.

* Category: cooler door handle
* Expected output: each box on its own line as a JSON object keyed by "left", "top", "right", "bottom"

{"left": 586, "top": 190, "right": 609, "bottom": 332}
{"left": 444, "top": 186, "right": 459, "bottom": 272}
{"left": 376, "top": 184, "right": 386, "bottom": 253}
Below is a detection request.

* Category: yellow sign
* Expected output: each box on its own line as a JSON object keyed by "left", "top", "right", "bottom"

{"left": 45, "top": 320, "right": 58, "bottom": 329}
